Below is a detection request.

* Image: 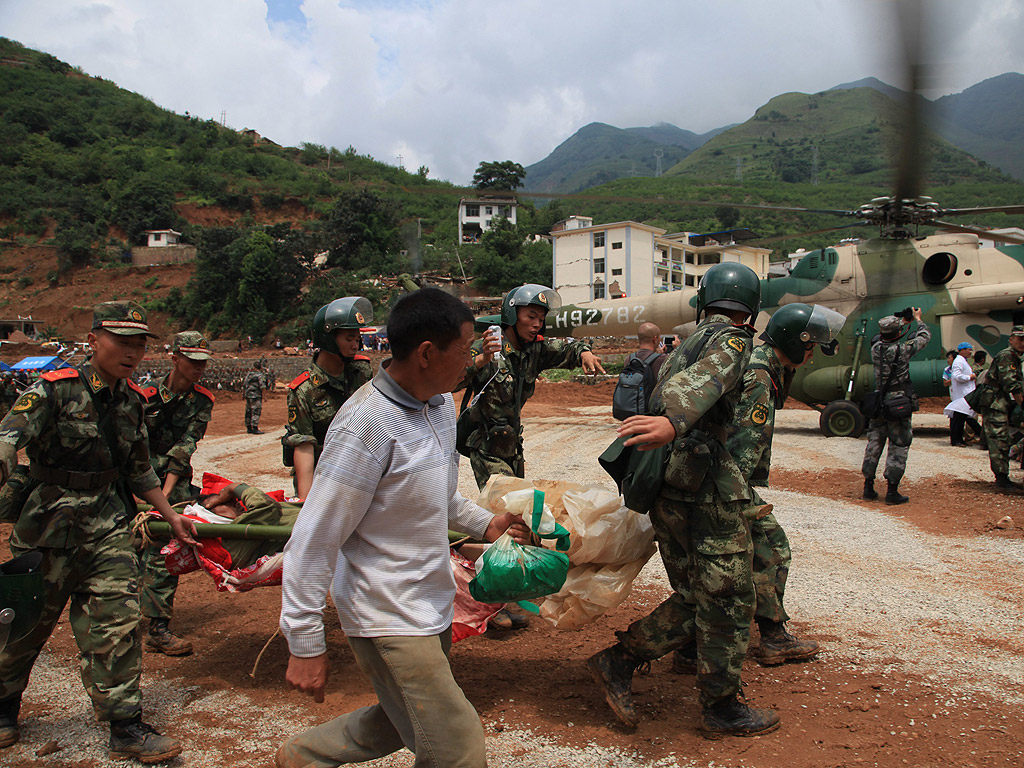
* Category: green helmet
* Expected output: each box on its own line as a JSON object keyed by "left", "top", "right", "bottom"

{"left": 696, "top": 263, "right": 761, "bottom": 319}
{"left": 0, "top": 551, "right": 44, "bottom": 654}
{"left": 500, "top": 284, "right": 562, "bottom": 327}
{"left": 761, "top": 303, "right": 847, "bottom": 362}
{"left": 312, "top": 297, "right": 373, "bottom": 355}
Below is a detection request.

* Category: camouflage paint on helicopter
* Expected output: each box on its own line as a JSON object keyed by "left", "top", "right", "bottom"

{"left": 478, "top": 232, "right": 1024, "bottom": 436}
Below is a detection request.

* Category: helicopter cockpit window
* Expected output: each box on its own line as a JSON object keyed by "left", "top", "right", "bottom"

{"left": 922, "top": 252, "right": 958, "bottom": 285}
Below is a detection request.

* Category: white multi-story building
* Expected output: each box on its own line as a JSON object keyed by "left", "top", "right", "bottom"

{"left": 458, "top": 196, "right": 518, "bottom": 244}
{"left": 550, "top": 219, "right": 771, "bottom": 305}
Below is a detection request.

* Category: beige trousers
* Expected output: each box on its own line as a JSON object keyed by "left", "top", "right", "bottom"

{"left": 276, "top": 628, "right": 486, "bottom": 768}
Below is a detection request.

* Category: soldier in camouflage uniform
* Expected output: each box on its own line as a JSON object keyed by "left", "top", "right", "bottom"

{"left": 975, "top": 325, "right": 1024, "bottom": 491}
{"left": 861, "top": 310, "right": 931, "bottom": 504}
{"left": 455, "top": 284, "right": 604, "bottom": 490}
{"left": 588, "top": 263, "right": 780, "bottom": 738}
{"left": 243, "top": 360, "right": 267, "bottom": 434}
{"left": 137, "top": 331, "right": 215, "bottom": 656}
{"left": 671, "top": 304, "right": 845, "bottom": 676}
{"left": 0, "top": 302, "right": 196, "bottom": 763}
{"left": 282, "top": 297, "right": 373, "bottom": 500}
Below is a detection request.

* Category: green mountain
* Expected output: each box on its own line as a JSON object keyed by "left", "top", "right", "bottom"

{"left": 522, "top": 121, "right": 725, "bottom": 194}
{"left": 932, "top": 73, "right": 1024, "bottom": 181}
{"left": 664, "top": 87, "right": 1010, "bottom": 188}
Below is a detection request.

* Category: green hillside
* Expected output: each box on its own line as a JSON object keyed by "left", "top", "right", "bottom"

{"left": 932, "top": 73, "right": 1024, "bottom": 181}
{"left": 665, "top": 87, "right": 1009, "bottom": 188}
{"left": 0, "top": 37, "right": 565, "bottom": 337}
{"left": 523, "top": 122, "right": 701, "bottom": 194}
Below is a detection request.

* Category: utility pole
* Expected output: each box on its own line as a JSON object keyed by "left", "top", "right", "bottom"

{"left": 397, "top": 153, "right": 404, "bottom": 171}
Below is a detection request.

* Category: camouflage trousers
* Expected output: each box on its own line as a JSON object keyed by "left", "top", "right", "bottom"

{"left": 139, "top": 544, "right": 178, "bottom": 621}
{"left": 861, "top": 416, "right": 913, "bottom": 484}
{"left": 617, "top": 491, "right": 755, "bottom": 706}
{"left": 468, "top": 446, "right": 525, "bottom": 490}
{"left": 138, "top": 478, "right": 195, "bottom": 620}
{"left": 245, "top": 397, "right": 262, "bottom": 431}
{"left": 752, "top": 512, "right": 791, "bottom": 624}
{"left": 983, "top": 409, "right": 1012, "bottom": 477}
{"left": 0, "top": 527, "right": 143, "bottom": 720}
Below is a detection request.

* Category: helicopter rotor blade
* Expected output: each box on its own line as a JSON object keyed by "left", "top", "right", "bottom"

{"left": 926, "top": 219, "right": 1024, "bottom": 245}
{"left": 744, "top": 221, "right": 872, "bottom": 247}
{"left": 938, "top": 205, "right": 1024, "bottom": 217}
{"left": 891, "top": 0, "right": 929, "bottom": 206}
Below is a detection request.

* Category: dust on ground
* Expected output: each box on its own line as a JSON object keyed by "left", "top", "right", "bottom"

{"left": 2, "top": 379, "right": 1023, "bottom": 767}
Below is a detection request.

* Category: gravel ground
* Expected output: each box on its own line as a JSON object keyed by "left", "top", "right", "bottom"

{"left": 4, "top": 400, "right": 1023, "bottom": 767}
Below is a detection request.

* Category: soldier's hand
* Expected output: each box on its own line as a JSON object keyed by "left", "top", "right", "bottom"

{"left": 618, "top": 415, "right": 676, "bottom": 450}
{"left": 286, "top": 653, "right": 329, "bottom": 703}
{"left": 168, "top": 512, "right": 198, "bottom": 546}
{"left": 581, "top": 351, "right": 606, "bottom": 375}
{"left": 912, "top": 307, "right": 922, "bottom": 321}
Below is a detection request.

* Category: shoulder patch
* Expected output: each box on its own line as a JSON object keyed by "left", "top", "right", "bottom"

{"left": 751, "top": 403, "right": 769, "bottom": 425}
{"left": 194, "top": 384, "right": 216, "bottom": 402}
{"left": 11, "top": 391, "right": 42, "bottom": 413}
{"left": 353, "top": 354, "right": 371, "bottom": 362}
{"left": 287, "top": 404, "right": 298, "bottom": 424}
{"left": 289, "top": 371, "right": 311, "bottom": 390}
{"left": 41, "top": 368, "right": 79, "bottom": 382}
{"left": 127, "top": 379, "right": 147, "bottom": 396}
{"left": 726, "top": 337, "right": 746, "bottom": 353}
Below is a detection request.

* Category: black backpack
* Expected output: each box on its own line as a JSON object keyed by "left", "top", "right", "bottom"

{"left": 612, "top": 351, "right": 664, "bottom": 421}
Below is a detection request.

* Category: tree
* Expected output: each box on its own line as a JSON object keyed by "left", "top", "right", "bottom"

{"left": 472, "top": 160, "right": 526, "bottom": 191}
{"left": 472, "top": 218, "right": 552, "bottom": 292}
{"left": 323, "top": 190, "right": 402, "bottom": 272}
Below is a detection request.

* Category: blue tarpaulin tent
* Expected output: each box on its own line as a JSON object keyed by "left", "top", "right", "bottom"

{"left": 0, "top": 361, "right": 12, "bottom": 372}
{"left": 10, "top": 356, "right": 68, "bottom": 371}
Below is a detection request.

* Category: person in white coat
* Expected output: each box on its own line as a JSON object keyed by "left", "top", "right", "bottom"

{"left": 944, "top": 342, "right": 981, "bottom": 446}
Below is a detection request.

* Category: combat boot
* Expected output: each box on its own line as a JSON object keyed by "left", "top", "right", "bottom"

{"left": 587, "top": 644, "right": 646, "bottom": 728}
{"left": 862, "top": 478, "right": 878, "bottom": 500}
{"left": 0, "top": 695, "right": 20, "bottom": 749}
{"left": 670, "top": 644, "right": 697, "bottom": 675}
{"left": 145, "top": 618, "right": 193, "bottom": 656}
{"left": 755, "top": 620, "right": 819, "bottom": 666}
{"left": 109, "top": 716, "right": 181, "bottom": 763}
{"left": 700, "top": 694, "right": 780, "bottom": 739}
{"left": 994, "top": 474, "right": 1024, "bottom": 494}
{"left": 885, "top": 482, "right": 909, "bottom": 505}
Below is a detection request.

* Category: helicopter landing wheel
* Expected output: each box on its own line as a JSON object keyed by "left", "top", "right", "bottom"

{"left": 819, "top": 400, "right": 865, "bottom": 438}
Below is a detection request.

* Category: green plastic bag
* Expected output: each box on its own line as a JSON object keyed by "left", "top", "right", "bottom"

{"left": 468, "top": 532, "right": 570, "bottom": 603}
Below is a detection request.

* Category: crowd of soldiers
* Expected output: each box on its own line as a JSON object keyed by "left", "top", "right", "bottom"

{"left": 2, "top": 267, "right": 1024, "bottom": 764}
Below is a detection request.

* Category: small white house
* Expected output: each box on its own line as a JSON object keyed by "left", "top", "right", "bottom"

{"left": 458, "top": 196, "right": 517, "bottom": 244}
{"left": 145, "top": 229, "right": 182, "bottom": 247}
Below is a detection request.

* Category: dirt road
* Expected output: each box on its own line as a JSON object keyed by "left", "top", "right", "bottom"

{"left": 3, "top": 381, "right": 1023, "bottom": 767}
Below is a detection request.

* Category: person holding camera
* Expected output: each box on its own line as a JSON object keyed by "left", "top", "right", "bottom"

{"left": 861, "top": 308, "right": 931, "bottom": 504}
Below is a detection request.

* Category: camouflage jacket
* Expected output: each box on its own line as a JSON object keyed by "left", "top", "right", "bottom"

{"left": 281, "top": 356, "right": 372, "bottom": 467}
{"left": 455, "top": 335, "right": 591, "bottom": 442}
{"left": 650, "top": 314, "right": 754, "bottom": 503}
{"left": 243, "top": 370, "right": 266, "bottom": 399}
{"left": 140, "top": 375, "right": 215, "bottom": 488}
{"left": 0, "top": 363, "right": 159, "bottom": 548}
{"left": 871, "top": 322, "right": 931, "bottom": 406}
{"left": 726, "top": 344, "right": 786, "bottom": 501}
{"left": 979, "top": 347, "right": 1023, "bottom": 413}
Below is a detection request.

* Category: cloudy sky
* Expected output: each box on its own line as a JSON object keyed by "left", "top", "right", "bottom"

{"left": 1, "top": 1, "right": 1022, "bottom": 184}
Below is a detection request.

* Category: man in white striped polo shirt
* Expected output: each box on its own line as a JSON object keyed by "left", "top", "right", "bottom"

{"left": 277, "top": 288, "right": 529, "bottom": 768}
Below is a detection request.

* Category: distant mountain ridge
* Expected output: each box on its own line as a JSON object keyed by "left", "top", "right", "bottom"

{"left": 523, "top": 73, "right": 1024, "bottom": 194}
{"left": 522, "top": 121, "right": 728, "bottom": 194}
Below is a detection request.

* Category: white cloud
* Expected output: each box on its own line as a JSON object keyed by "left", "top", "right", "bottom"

{"left": 1, "top": 0, "right": 1022, "bottom": 184}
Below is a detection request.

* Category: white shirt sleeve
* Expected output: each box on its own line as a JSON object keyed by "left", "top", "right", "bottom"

{"left": 952, "top": 357, "right": 974, "bottom": 383}
{"left": 279, "top": 429, "right": 383, "bottom": 657}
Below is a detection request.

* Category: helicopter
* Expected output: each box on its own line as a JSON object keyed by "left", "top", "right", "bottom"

{"left": 469, "top": 1, "right": 1024, "bottom": 437}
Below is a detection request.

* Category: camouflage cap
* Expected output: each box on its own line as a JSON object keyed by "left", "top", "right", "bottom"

{"left": 173, "top": 330, "right": 212, "bottom": 360}
{"left": 1011, "top": 325, "right": 1024, "bottom": 337}
{"left": 91, "top": 301, "right": 158, "bottom": 338}
{"left": 878, "top": 316, "right": 903, "bottom": 336}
